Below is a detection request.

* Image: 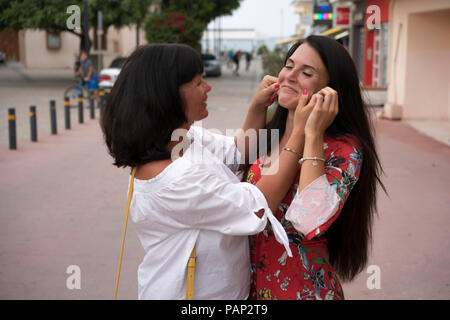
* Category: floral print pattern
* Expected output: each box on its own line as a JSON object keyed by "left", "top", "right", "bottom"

{"left": 248, "top": 135, "right": 362, "bottom": 300}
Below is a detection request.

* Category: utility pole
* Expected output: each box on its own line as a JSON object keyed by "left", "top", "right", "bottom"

{"left": 97, "top": 10, "right": 103, "bottom": 71}
{"left": 136, "top": 22, "right": 140, "bottom": 48}
{"left": 83, "top": 0, "right": 89, "bottom": 53}
{"left": 218, "top": 17, "right": 222, "bottom": 58}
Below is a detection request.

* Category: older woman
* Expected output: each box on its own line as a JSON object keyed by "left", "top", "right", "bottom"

{"left": 100, "top": 43, "right": 322, "bottom": 299}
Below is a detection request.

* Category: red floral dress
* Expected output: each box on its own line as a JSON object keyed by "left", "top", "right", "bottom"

{"left": 247, "top": 135, "right": 362, "bottom": 300}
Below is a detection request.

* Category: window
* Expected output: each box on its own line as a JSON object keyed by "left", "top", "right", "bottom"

{"left": 93, "top": 28, "right": 107, "bottom": 50}
{"left": 47, "top": 31, "right": 61, "bottom": 50}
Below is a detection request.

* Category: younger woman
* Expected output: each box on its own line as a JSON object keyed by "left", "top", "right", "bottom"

{"left": 244, "top": 36, "right": 385, "bottom": 300}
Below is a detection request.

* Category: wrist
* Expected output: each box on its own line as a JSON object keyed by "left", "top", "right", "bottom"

{"left": 286, "top": 130, "right": 305, "bottom": 150}
{"left": 304, "top": 134, "right": 324, "bottom": 156}
{"left": 305, "top": 132, "right": 324, "bottom": 143}
{"left": 250, "top": 99, "right": 268, "bottom": 112}
{"left": 291, "top": 128, "right": 306, "bottom": 140}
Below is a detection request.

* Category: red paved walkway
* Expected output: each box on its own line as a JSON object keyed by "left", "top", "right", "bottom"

{"left": 0, "top": 119, "right": 143, "bottom": 299}
{"left": 342, "top": 118, "right": 450, "bottom": 299}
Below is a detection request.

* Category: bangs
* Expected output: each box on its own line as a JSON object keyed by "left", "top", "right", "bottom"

{"left": 175, "top": 44, "right": 204, "bottom": 85}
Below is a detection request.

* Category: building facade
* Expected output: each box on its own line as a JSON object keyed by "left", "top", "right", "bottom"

{"left": 383, "top": 0, "right": 450, "bottom": 120}
{"left": 8, "top": 26, "right": 148, "bottom": 69}
{"left": 0, "top": 2, "right": 160, "bottom": 69}
{"left": 362, "top": 0, "right": 390, "bottom": 88}
{"left": 279, "top": 0, "right": 450, "bottom": 120}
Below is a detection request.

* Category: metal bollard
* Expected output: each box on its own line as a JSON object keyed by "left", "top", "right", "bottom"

{"left": 99, "top": 89, "right": 104, "bottom": 111}
{"left": 78, "top": 92, "right": 84, "bottom": 124}
{"left": 89, "top": 91, "right": 95, "bottom": 119}
{"left": 50, "top": 100, "right": 57, "bottom": 134}
{"left": 30, "top": 106, "right": 37, "bottom": 142}
{"left": 64, "top": 96, "right": 71, "bottom": 129}
{"left": 8, "top": 108, "right": 17, "bottom": 150}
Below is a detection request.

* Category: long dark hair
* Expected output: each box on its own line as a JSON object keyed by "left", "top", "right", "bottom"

{"left": 100, "top": 43, "right": 203, "bottom": 168}
{"left": 243, "top": 35, "right": 386, "bottom": 282}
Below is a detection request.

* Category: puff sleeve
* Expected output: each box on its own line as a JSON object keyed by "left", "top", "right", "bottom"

{"left": 286, "top": 136, "right": 362, "bottom": 240}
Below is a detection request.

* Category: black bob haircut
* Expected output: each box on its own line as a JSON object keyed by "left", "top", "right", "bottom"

{"left": 100, "top": 43, "right": 203, "bottom": 168}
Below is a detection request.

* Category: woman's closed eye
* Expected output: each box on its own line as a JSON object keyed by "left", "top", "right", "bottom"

{"left": 284, "top": 65, "right": 312, "bottom": 77}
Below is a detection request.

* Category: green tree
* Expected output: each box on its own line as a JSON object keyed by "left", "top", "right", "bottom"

{"left": 260, "top": 45, "right": 289, "bottom": 79}
{"left": 0, "top": 0, "right": 154, "bottom": 52}
{"left": 145, "top": 12, "right": 204, "bottom": 50}
{"left": 161, "top": 0, "right": 242, "bottom": 25}
{"left": 146, "top": 0, "right": 242, "bottom": 50}
{"left": 258, "top": 45, "right": 290, "bottom": 122}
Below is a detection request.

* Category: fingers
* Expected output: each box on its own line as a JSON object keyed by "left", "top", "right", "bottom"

{"left": 262, "top": 75, "right": 278, "bottom": 85}
{"left": 316, "top": 87, "right": 338, "bottom": 115}
{"left": 269, "top": 94, "right": 277, "bottom": 104}
{"left": 301, "top": 87, "right": 339, "bottom": 136}
{"left": 304, "top": 92, "right": 317, "bottom": 110}
{"left": 331, "top": 88, "right": 339, "bottom": 115}
{"left": 311, "top": 87, "right": 339, "bottom": 128}
{"left": 315, "top": 92, "right": 324, "bottom": 110}
{"left": 267, "top": 81, "right": 280, "bottom": 104}
{"left": 296, "top": 89, "right": 310, "bottom": 109}
{"left": 253, "top": 75, "right": 280, "bottom": 106}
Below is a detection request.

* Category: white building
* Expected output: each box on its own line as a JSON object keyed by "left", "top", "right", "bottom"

{"left": 201, "top": 28, "right": 267, "bottom": 56}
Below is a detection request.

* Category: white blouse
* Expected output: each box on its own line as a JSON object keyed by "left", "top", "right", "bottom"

{"left": 129, "top": 126, "right": 292, "bottom": 300}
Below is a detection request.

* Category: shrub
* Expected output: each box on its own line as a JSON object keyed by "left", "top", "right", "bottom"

{"left": 144, "top": 12, "right": 205, "bottom": 50}
{"left": 259, "top": 45, "right": 289, "bottom": 79}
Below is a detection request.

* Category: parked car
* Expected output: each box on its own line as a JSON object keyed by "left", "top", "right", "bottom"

{"left": 0, "top": 51, "right": 5, "bottom": 64}
{"left": 201, "top": 53, "right": 221, "bottom": 77}
{"left": 98, "top": 57, "right": 127, "bottom": 90}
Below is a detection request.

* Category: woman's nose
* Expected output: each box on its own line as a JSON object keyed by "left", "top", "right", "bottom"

{"left": 286, "top": 68, "right": 298, "bottom": 83}
{"left": 203, "top": 81, "right": 212, "bottom": 92}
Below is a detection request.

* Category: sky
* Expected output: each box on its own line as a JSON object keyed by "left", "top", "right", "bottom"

{"left": 207, "top": 0, "right": 299, "bottom": 39}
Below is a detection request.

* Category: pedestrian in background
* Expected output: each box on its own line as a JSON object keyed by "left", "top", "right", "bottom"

{"left": 75, "top": 50, "right": 99, "bottom": 100}
{"left": 227, "top": 49, "right": 234, "bottom": 69}
{"left": 242, "top": 35, "right": 386, "bottom": 300}
{"left": 233, "top": 49, "right": 242, "bottom": 76}
{"left": 245, "top": 51, "right": 253, "bottom": 71}
{"left": 100, "top": 43, "right": 319, "bottom": 299}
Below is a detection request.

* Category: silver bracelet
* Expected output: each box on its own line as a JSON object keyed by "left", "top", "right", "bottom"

{"left": 282, "top": 147, "right": 302, "bottom": 158}
{"left": 299, "top": 156, "right": 326, "bottom": 166}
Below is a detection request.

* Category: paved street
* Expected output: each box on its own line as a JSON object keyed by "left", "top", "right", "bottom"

{"left": 0, "top": 60, "right": 449, "bottom": 299}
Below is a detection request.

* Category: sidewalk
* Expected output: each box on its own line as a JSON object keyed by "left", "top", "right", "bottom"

{"left": 342, "top": 118, "right": 450, "bottom": 299}
{"left": 361, "top": 85, "right": 450, "bottom": 148}
{"left": 0, "top": 119, "right": 139, "bottom": 299}
{"left": 403, "top": 119, "right": 450, "bottom": 147}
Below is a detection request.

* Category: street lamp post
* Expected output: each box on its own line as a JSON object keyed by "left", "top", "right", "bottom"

{"left": 83, "top": 0, "right": 89, "bottom": 53}
{"left": 97, "top": 10, "right": 103, "bottom": 72}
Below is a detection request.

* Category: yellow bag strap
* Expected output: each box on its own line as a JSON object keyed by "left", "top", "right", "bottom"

{"left": 114, "top": 166, "right": 196, "bottom": 300}
{"left": 186, "top": 246, "right": 196, "bottom": 300}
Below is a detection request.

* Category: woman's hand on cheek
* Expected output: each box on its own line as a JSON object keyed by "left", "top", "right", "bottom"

{"left": 304, "top": 87, "right": 339, "bottom": 137}
{"left": 293, "top": 90, "right": 316, "bottom": 135}
{"left": 251, "top": 75, "right": 280, "bottom": 109}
